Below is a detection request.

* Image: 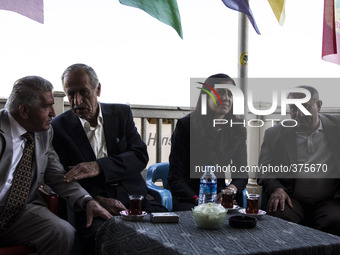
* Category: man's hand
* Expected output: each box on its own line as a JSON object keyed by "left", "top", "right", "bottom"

{"left": 95, "top": 195, "right": 127, "bottom": 215}
{"left": 64, "top": 161, "right": 101, "bottom": 182}
{"left": 267, "top": 188, "right": 293, "bottom": 213}
{"left": 85, "top": 200, "right": 112, "bottom": 228}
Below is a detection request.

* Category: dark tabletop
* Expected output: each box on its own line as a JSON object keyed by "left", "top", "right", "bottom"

{"left": 96, "top": 210, "right": 340, "bottom": 255}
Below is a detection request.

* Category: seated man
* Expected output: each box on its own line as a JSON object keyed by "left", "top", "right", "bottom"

{"left": 258, "top": 85, "right": 340, "bottom": 236}
{"left": 52, "top": 63, "right": 165, "bottom": 254}
{"left": 0, "top": 76, "right": 111, "bottom": 255}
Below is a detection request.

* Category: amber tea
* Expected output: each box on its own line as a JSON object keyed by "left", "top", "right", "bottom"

{"left": 246, "top": 194, "right": 259, "bottom": 214}
{"left": 129, "top": 195, "right": 144, "bottom": 215}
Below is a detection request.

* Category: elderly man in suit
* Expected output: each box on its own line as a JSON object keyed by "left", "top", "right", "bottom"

{"left": 52, "top": 63, "right": 157, "bottom": 254}
{"left": 0, "top": 76, "right": 111, "bottom": 255}
{"left": 258, "top": 85, "right": 340, "bottom": 236}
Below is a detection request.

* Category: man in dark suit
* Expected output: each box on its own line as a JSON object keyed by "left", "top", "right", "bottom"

{"left": 0, "top": 76, "right": 111, "bottom": 255}
{"left": 52, "top": 63, "right": 153, "bottom": 254}
{"left": 258, "top": 85, "right": 340, "bottom": 236}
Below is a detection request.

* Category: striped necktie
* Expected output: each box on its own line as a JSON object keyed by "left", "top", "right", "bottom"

{"left": 0, "top": 132, "right": 35, "bottom": 233}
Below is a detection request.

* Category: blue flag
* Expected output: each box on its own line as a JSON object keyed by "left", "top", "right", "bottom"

{"left": 221, "top": 0, "right": 260, "bottom": 35}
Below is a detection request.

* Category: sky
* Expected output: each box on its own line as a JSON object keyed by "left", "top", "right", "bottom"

{"left": 0, "top": 0, "right": 340, "bottom": 108}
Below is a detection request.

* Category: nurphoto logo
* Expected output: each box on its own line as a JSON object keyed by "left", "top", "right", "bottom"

{"left": 197, "top": 83, "right": 312, "bottom": 128}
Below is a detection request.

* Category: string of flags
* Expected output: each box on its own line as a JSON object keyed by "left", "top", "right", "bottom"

{"left": 0, "top": 0, "right": 339, "bottom": 65}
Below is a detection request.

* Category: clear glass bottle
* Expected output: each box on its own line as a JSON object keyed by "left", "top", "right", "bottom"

{"left": 198, "top": 166, "right": 217, "bottom": 205}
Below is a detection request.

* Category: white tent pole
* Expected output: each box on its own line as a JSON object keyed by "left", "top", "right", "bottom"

{"left": 238, "top": 10, "right": 249, "bottom": 117}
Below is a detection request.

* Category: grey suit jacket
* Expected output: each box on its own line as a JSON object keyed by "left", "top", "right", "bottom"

{"left": 0, "top": 109, "right": 89, "bottom": 208}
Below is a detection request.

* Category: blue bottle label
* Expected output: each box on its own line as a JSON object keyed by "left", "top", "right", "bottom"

{"left": 200, "top": 182, "right": 217, "bottom": 194}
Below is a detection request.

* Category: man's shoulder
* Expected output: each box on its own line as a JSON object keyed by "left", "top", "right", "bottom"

{"left": 52, "top": 109, "right": 75, "bottom": 125}
{"left": 175, "top": 114, "right": 190, "bottom": 131}
{"left": 0, "top": 108, "right": 8, "bottom": 120}
{"left": 179, "top": 114, "right": 190, "bottom": 124}
{"left": 320, "top": 113, "right": 340, "bottom": 124}
{"left": 265, "top": 122, "right": 285, "bottom": 131}
{"left": 263, "top": 122, "right": 290, "bottom": 137}
{"left": 100, "top": 103, "right": 131, "bottom": 112}
{"left": 100, "top": 103, "right": 133, "bottom": 119}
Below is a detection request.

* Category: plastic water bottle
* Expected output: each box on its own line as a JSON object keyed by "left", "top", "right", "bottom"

{"left": 198, "top": 166, "right": 217, "bottom": 205}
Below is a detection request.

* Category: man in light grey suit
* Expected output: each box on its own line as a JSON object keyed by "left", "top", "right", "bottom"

{"left": 0, "top": 76, "right": 112, "bottom": 255}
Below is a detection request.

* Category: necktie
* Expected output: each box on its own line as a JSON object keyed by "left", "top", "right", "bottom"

{"left": 0, "top": 132, "right": 35, "bottom": 233}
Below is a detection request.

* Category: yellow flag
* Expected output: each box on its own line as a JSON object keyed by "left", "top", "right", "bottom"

{"left": 268, "top": 0, "right": 286, "bottom": 25}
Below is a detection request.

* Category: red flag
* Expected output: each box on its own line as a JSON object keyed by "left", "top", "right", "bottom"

{"left": 322, "top": 0, "right": 340, "bottom": 64}
{"left": 0, "top": 0, "right": 44, "bottom": 24}
{"left": 221, "top": 0, "right": 260, "bottom": 35}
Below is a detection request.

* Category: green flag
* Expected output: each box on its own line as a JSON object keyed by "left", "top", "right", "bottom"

{"left": 119, "top": 0, "right": 183, "bottom": 38}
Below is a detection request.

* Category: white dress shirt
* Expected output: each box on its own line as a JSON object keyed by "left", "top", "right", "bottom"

{"left": 79, "top": 105, "right": 108, "bottom": 159}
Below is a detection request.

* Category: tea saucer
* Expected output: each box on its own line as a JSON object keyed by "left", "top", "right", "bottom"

{"left": 238, "top": 208, "right": 266, "bottom": 217}
{"left": 225, "top": 205, "right": 241, "bottom": 211}
{"left": 119, "top": 210, "right": 147, "bottom": 221}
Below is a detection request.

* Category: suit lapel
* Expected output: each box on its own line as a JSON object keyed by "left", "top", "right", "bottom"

{"left": 101, "top": 104, "right": 119, "bottom": 155}
{"left": 0, "top": 110, "right": 14, "bottom": 191}
{"left": 32, "top": 131, "right": 46, "bottom": 192}
{"left": 65, "top": 111, "right": 96, "bottom": 161}
{"left": 320, "top": 115, "right": 340, "bottom": 170}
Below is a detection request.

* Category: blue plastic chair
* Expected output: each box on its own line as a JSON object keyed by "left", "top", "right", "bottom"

{"left": 146, "top": 162, "right": 173, "bottom": 211}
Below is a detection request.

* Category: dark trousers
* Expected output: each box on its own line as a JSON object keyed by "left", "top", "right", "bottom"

{"left": 75, "top": 212, "right": 105, "bottom": 255}
{"left": 269, "top": 197, "right": 340, "bottom": 236}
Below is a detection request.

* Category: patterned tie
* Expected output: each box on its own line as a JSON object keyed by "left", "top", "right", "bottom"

{"left": 0, "top": 132, "right": 35, "bottom": 233}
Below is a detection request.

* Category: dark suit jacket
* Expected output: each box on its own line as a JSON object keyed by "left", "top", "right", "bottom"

{"left": 258, "top": 114, "right": 340, "bottom": 201}
{"left": 52, "top": 103, "right": 149, "bottom": 207}
{"left": 168, "top": 114, "right": 248, "bottom": 203}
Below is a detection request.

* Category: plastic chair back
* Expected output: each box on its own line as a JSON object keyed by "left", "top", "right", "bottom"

{"left": 146, "top": 162, "right": 170, "bottom": 189}
{"left": 146, "top": 162, "right": 173, "bottom": 211}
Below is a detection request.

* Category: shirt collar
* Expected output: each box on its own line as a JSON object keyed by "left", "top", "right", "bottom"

{"left": 318, "top": 118, "right": 323, "bottom": 131}
{"left": 295, "top": 118, "right": 323, "bottom": 136}
{"left": 8, "top": 112, "right": 28, "bottom": 139}
{"left": 79, "top": 103, "right": 103, "bottom": 129}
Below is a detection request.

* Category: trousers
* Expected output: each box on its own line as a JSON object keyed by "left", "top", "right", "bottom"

{"left": 269, "top": 197, "right": 340, "bottom": 236}
{"left": 1, "top": 202, "right": 76, "bottom": 255}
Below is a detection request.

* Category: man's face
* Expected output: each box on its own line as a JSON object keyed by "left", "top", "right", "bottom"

{"left": 289, "top": 93, "right": 322, "bottom": 133}
{"left": 26, "top": 91, "right": 56, "bottom": 132}
{"left": 207, "top": 81, "right": 234, "bottom": 118}
{"left": 63, "top": 69, "right": 101, "bottom": 122}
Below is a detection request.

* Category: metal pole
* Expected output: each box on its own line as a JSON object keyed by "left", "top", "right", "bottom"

{"left": 156, "top": 118, "right": 162, "bottom": 163}
{"left": 238, "top": 10, "right": 249, "bottom": 117}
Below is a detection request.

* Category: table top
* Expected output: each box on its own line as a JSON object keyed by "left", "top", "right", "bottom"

{"left": 96, "top": 210, "right": 340, "bottom": 255}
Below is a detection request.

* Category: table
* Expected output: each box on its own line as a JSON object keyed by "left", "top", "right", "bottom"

{"left": 96, "top": 211, "right": 340, "bottom": 255}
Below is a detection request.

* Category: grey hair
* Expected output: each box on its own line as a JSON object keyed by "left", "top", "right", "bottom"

{"left": 5, "top": 76, "right": 53, "bottom": 115}
{"left": 61, "top": 63, "right": 99, "bottom": 89}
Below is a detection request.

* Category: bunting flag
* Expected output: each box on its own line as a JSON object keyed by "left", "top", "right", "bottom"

{"left": 268, "top": 0, "right": 285, "bottom": 25}
{"left": 322, "top": 0, "right": 340, "bottom": 65}
{"left": 0, "top": 0, "right": 44, "bottom": 23}
{"left": 119, "top": 0, "right": 183, "bottom": 39}
{"left": 221, "top": 0, "right": 260, "bottom": 35}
